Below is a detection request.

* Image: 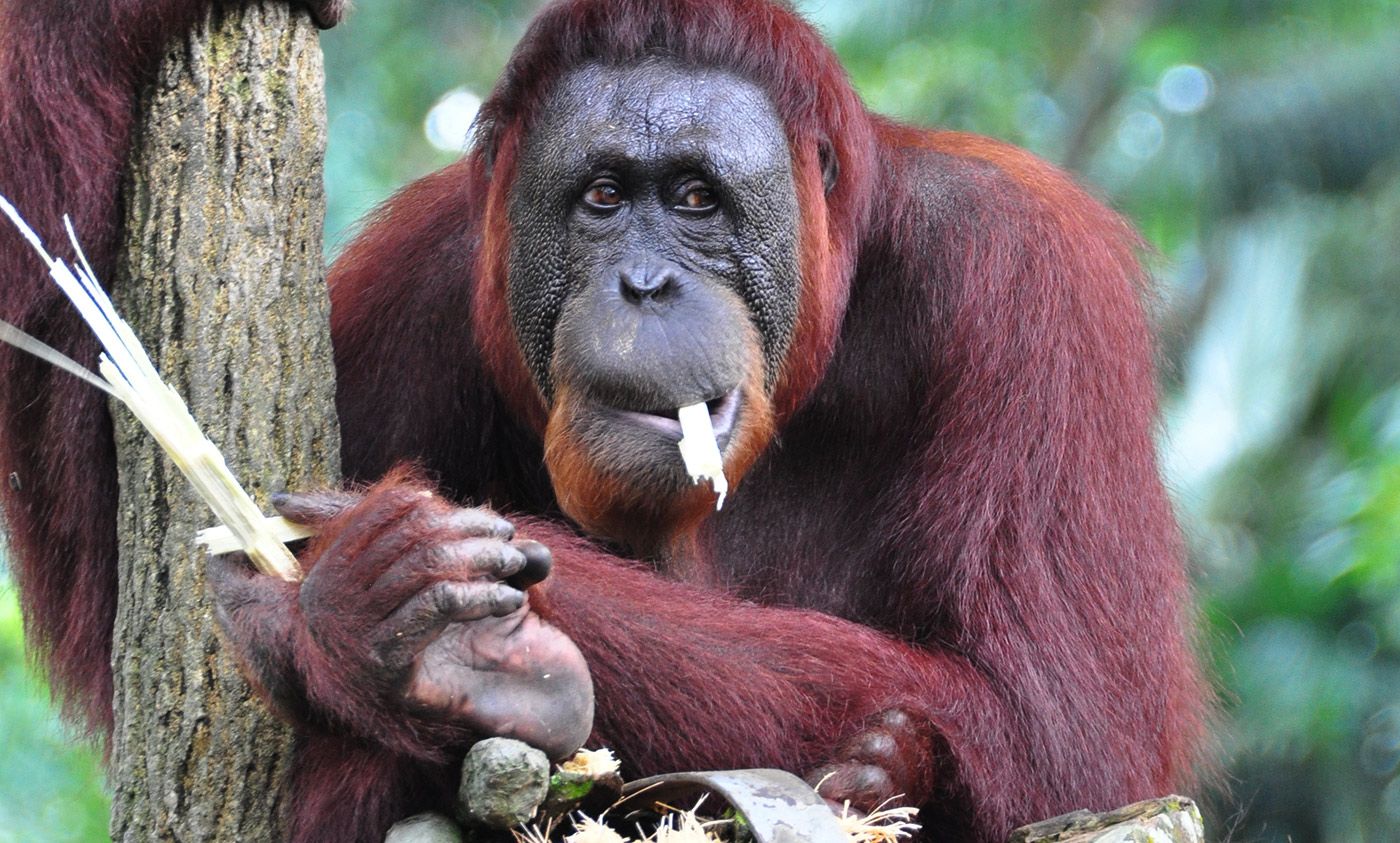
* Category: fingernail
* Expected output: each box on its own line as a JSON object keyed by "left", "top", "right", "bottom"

{"left": 509, "top": 540, "right": 553, "bottom": 588}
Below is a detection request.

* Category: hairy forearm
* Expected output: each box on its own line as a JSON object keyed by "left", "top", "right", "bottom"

{"left": 518, "top": 518, "right": 1005, "bottom": 812}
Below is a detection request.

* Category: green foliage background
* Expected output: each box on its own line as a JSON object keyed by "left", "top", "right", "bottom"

{"left": 3, "top": 1, "right": 1399, "bottom": 840}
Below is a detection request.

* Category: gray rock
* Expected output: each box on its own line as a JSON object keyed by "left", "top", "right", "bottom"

{"left": 457, "top": 738, "right": 551, "bottom": 829}
{"left": 384, "top": 812, "right": 464, "bottom": 843}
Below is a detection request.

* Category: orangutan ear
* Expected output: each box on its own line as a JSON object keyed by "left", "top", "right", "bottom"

{"left": 818, "top": 136, "right": 839, "bottom": 194}
{"left": 473, "top": 118, "right": 500, "bottom": 179}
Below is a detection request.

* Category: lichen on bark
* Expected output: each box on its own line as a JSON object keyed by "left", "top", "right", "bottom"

{"left": 108, "top": 4, "right": 338, "bottom": 839}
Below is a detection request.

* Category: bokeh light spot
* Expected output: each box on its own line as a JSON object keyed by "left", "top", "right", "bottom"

{"left": 1157, "top": 64, "right": 1214, "bottom": 114}
{"left": 424, "top": 88, "right": 483, "bottom": 153}
{"left": 1116, "top": 110, "right": 1164, "bottom": 160}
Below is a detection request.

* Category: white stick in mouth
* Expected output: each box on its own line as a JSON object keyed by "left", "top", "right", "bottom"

{"left": 676, "top": 402, "right": 728, "bottom": 511}
{"left": 0, "top": 195, "right": 304, "bottom": 581}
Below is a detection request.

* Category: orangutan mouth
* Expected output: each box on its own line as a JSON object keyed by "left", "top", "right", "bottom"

{"left": 609, "top": 386, "right": 741, "bottom": 450}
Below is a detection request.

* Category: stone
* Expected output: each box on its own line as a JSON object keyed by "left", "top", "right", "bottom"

{"left": 457, "top": 738, "right": 552, "bottom": 829}
{"left": 384, "top": 813, "right": 465, "bottom": 843}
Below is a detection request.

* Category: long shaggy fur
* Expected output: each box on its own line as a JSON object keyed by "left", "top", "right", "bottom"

{"left": 0, "top": 1, "right": 1207, "bottom": 841}
{"left": 0, "top": 0, "right": 240, "bottom": 737}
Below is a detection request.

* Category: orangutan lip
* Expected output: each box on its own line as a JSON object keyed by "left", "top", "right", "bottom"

{"left": 610, "top": 387, "right": 741, "bottom": 450}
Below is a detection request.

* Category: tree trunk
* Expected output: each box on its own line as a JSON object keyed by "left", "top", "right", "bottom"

{"left": 108, "top": 4, "right": 339, "bottom": 840}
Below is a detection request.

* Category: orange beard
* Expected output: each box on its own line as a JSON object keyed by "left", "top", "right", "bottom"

{"left": 543, "top": 343, "right": 774, "bottom": 562}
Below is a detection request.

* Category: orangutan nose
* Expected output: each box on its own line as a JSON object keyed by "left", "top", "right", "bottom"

{"left": 617, "top": 257, "right": 686, "bottom": 304}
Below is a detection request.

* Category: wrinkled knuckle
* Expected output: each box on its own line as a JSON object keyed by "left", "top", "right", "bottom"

{"left": 446, "top": 507, "right": 515, "bottom": 540}
{"left": 485, "top": 512, "right": 516, "bottom": 540}
{"left": 878, "top": 708, "right": 916, "bottom": 733}
{"left": 430, "top": 581, "right": 471, "bottom": 614}
{"left": 269, "top": 492, "right": 297, "bottom": 517}
{"left": 806, "top": 764, "right": 842, "bottom": 789}
{"left": 429, "top": 504, "right": 487, "bottom": 536}
{"left": 851, "top": 764, "right": 893, "bottom": 793}
{"left": 469, "top": 540, "right": 523, "bottom": 578}
{"left": 811, "top": 761, "right": 894, "bottom": 805}
{"left": 832, "top": 765, "right": 893, "bottom": 806}
{"left": 845, "top": 730, "right": 899, "bottom": 763}
{"left": 494, "top": 543, "right": 528, "bottom": 578}
{"left": 491, "top": 583, "right": 526, "bottom": 615}
{"left": 468, "top": 540, "right": 503, "bottom": 571}
{"left": 424, "top": 541, "right": 458, "bottom": 569}
{"left": 426, "top": 538, "right": 493, "bottom": 574}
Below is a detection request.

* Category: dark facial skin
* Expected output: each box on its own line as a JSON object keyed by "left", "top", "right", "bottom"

{"left": 507, "top": 61, "right": 800, "bottom": 499}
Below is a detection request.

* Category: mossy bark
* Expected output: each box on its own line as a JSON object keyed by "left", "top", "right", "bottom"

{"left": 1009, "top": 795, "right": 1205, "bottom": 843}
{"left": 108, "top": 4, "right": 338, "bottom": 839}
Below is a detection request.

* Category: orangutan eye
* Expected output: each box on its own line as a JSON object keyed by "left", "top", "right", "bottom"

{"left": 582, "top": 179, "right": 625, "bottom": 210}
{"left": 675, "top": 181, "right": 718, "bottom": 214}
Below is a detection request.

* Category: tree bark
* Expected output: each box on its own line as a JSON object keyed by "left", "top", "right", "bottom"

{"left": 108, "top": 4, "right": 338, "bottom": 840}
{"left": 1009, "top": 795, "right": 1204, "bottom": 843}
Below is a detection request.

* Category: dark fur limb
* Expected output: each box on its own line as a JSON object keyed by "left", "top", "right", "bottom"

{"left": 209, "top": 469, "right": 593, "bottom": 769}
{"left": 0, "top": 0, "right": 340, "bottom": 737}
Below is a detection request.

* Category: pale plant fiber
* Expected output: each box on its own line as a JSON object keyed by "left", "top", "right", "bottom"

{"left": 513, "top": 789, "right": 920, "bottom": 843}
{"left": 677, "top": 402, "right": 728, "bottom": 509}
{"left": 0, "top": 195, "right": 302, "bottom": 581}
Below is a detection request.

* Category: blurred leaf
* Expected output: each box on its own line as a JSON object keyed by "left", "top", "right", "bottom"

{"left": 0, "top": 574, "right": 108, "bottom": 842}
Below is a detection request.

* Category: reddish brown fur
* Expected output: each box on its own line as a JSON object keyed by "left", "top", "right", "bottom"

{"left": 474, "top": 123, "right": 549, "bottom": 433}
{"left": 0, "top": 1, "right": 1207, "bottom": 841}
{"left": 544, "top": 340, "right": 774, "bottom": 558}
{"left": 779, "top": 142, "right": 855, "bottom": 421}
{"left": 0, "top": 0, "right": 245, "bottom": 738}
